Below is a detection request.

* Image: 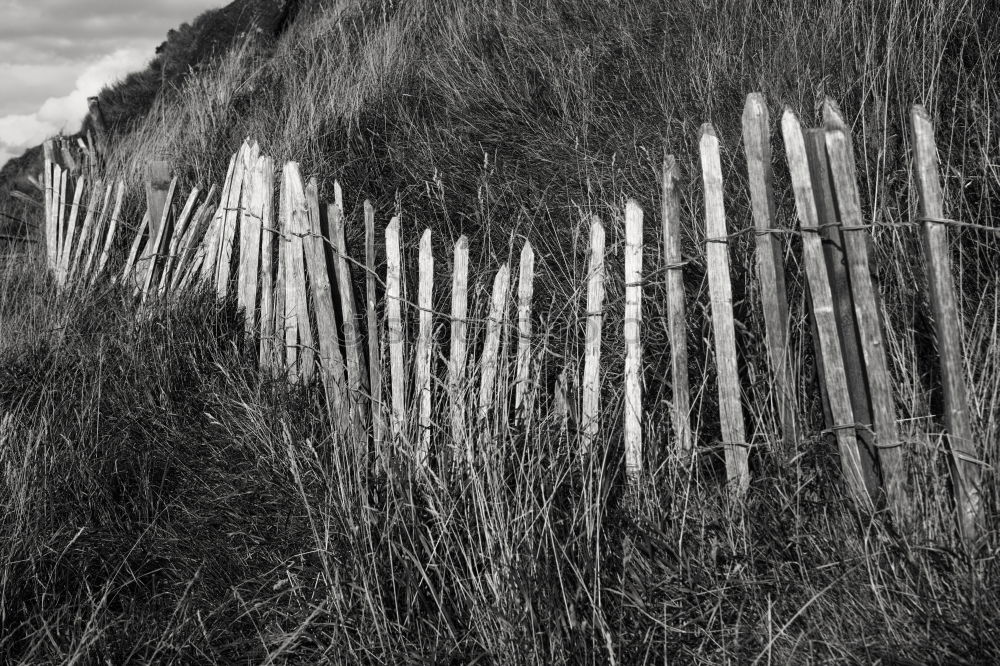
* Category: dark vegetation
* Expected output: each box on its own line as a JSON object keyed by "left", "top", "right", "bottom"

{"left": 1, "top": 0, "right": 999, "bottom": 662}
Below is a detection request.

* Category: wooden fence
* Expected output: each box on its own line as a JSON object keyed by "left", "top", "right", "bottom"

{"left": 37, "top": 93, "right": 985, "bottom": 542}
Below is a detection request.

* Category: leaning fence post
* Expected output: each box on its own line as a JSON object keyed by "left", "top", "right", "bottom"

{"left": 365, "top": 201, "right": 387, "bottom": 459}
{"left": 662, "top": 157, "right": 692, "bottom": 456}
{"left": 742, "top": 93, "right": 797, "bottom": 455}
{"left": 478, "top": 263, "right": 511, "bottom": 434}
{"left": 272, "top": 212, "right": 288, "bottom": 374}
{"left": 256, "top": 167, "right": 275, "bottom": 367}
{"left": 910, "top": 105, "right": 982, "bottom": 543}
{"left": 624, "top": 200, "right": 644, "bottom": 481}
{"left": 385, "top": 216, "right": 407, "bottom": 442}
{"left": 781, "top": 109, "right": 870, "bottom": 508}
{"left": 58, "top": 176, "right": 85, "bottom": 286}
{"left": 824, "top": 100, "right": 908, "bottom": 524}
{"left": 93, "top": 181, "right": 125, "bottom": 283}
{"left": 55, "top": 167, "right": 67, "bottom": 283}
{"left": 302, "top": 180, "right": 349, "bottom": 425}
{"left": 120, "top": 214, "right": 150, "bottom": 286}
{"left": 159, "top": 186, "right": 201, "bottom": 296}
{"left": 69, "top": 177, "right": 102, "bottom": 283}
{"left": 514, "top": 241, "right": 536, "bottom": 418}
{"left": 43, "top": 141, "right": 55, "bottom": 271}
{"left": 84, "top": 183, "right": 115, "bottom": 283}
{"left": 238, "top": 157, "right": 265, "bottom": 327}
{"left": 45, "top": 162, "right": 61, "bottom": 274}
{"left": 804, "top": 129, "right": 881, "bottom": 500}
{"left": 58, "top": 170, "right": 70, "bottom": 278}
{"left": 415, "top": 229, "right": 434, "bottom": 468}
{"left": 282, "top": 163, "right": 315, "bottom": 383}
{"left": 330, "top": 187, "right": 369, "bottom": 427}
{"left": 199, "top": 153, "right": 238, "bottom": 286}
{"left": 700, "top": 124, "right": 749, "bottom": 495}
{"left": 449, "top": 236, "right": 470, "bottom": 462}
{"left": 173, "top": 189, "right": 218, "bottom": 293}
{"left": 580, "top": 216, "right": 606, "bottom": 456}
{"left": 216, "top": 142, "right": 254, "bottom": 299}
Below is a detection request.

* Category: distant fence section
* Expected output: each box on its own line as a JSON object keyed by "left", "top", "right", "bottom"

{"left": 37, "top": 93, "right": 985, "bottom": 543}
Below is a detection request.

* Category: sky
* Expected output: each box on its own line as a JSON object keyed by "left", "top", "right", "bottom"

{"left": 0, "top": 0, "right": 223, "bottom": 167}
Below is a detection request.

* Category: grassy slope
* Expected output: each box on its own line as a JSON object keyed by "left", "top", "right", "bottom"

{"left": 2, "top": 0, "right": 999, "bottom": 662}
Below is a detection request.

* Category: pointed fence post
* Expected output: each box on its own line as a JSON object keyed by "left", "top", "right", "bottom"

{"left": 169, "top": 186, "right": 216, "bottom": 289}
{"left": 804, "top": 129, "right": 881, "bottom": 500}
{"left": 385, "top": 216, "right": 407, "bottom": 442}
{"left": 301, "top": 180, "right": 349, "bottom": 427}
{"left": 282, "top": 168, "right": 298, "bottom": 375}
{"left": 159, "top": 187, "right": 202, "bottom": 296}
{"left": 84, "top": 183, "right": 115, "bottom": 282}
{"left": 121, "top": 214, "right": 150, "bottom": 285}
{"left": 328, "top": 196, "right": 368, "bottom": 444}
{"left": 742, "top": 93, "right": 797, "bottom": 454}
{"left": 910, "top": 105, "right": 982, "bottom": 543}
{"left": 93, "top": 181, "right": 125, "bottom": 283}
{"left": 478, "top": 263, "right": 511, "bottom": 438}
{"left": 782, "top": 109, "right": 870, "bottom": 508}
{"left": 415, "top": 229, "right": 434, "bottom": 468}
{"left": 55, "top": 167, "right": 67, "bottom": 282}
{"left": 69, "top": 177, "right": 102, "bottom": 283}
{"left": 515, "top": 241, "right": 535, "bottom": 418}
{"left": 43, "top": 141, "right": 55, "bottom": 271}
{"left": 58, "top": 175, "right": 83, "bottom": 281}
{"left": 216, "top": 142, "right": 254, "bottom": 299}
{"left": 449, "top": 236, "right": 470, "bottom": 462}
{"left": 824, "top": 101, "right": 908, "bottom": 524}
{"left": 57, "top": 176, "right": 85, "bottom": 285}
{"left": 662, "top": 157, "right": 692, "bottom": 456}
{"left": 623, "top": 200, "right": 644, "bottom": 480}
{"left": 46, "top": 163, "right": 62, "bottom": 274}
{"left": 623, "top": 199, "right": 646, "bottom": 477}
{"left": 282, "top": 163, "right": 315, "bottom": 382}
{"left": 238, "top": 157, "right": 266, "bottom": 328}
{"left": 172, "top": 189, "right": 218, "bottom": 292}
{"left": 365, "top": 201, "right": 387, "bottom": 458}
{"left": 200, "top": 153, "right": 239, "bottom": 286}
{"left": 257, "top": 167, "right": 276, "bottom": 368}
{"left": 700, "top": 124, "right": 750, "bottom": 495}
{"left": 580, "top": 216, "right": 606, "bottom": 456}
{"left": 330, "top": 188, "right": 369, "bottom": 425}
{"left": 272, "top": 215, "right": 288, "bottom": 374}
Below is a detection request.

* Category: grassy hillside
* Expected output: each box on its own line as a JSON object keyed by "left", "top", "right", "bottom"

{"left": 1, "top": 0, "right": 999, "bottom": 662}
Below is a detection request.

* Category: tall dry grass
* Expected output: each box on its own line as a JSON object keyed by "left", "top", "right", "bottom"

{"left": 1, "top": 0, "right": 999, "bottom": 662}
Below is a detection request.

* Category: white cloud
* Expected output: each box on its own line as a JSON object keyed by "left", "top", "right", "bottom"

{"left": 0, "top": 63, "right": 78, "bottom": 116}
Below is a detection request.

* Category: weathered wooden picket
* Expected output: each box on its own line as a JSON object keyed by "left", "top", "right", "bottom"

{"left": 37, "top": 93, "right": 986, "bottom": 541}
